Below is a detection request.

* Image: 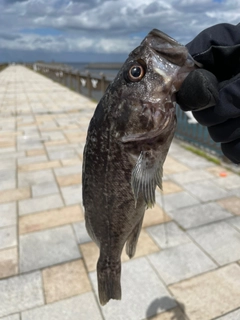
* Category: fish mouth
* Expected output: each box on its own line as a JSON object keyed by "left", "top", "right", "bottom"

{"left": 145, "top": 29, "right": 202, "bottom": 68}
{"left": 142, "top": 28, "right": 190, "bottom": 67}
{"left": 120, "top": 108, "right": 175, "bottom": 143}
{"left": 148, "top": 29, "right": 179, "bottom": 46}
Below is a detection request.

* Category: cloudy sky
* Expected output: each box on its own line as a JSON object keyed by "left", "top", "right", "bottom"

{"left": 0, "top": 0, "right": 240, "bottom": 63}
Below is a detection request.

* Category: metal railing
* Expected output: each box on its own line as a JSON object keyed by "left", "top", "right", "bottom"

{"left": 30, "top": 63, "right": 112, "bottom": 102}
{"left": 0, "top": 63, "right": 8, "bottom": 72}
{"left": 30, "top": 62, "right": 223, "bottom": 158}
{"left": 175, "top": 106, "right": 222, "bottom": 156}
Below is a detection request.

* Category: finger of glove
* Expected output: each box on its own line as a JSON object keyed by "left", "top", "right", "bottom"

{"left": 221, "top": 139, "right": 240, "bottom": 164}
{"left": 177, "top": 69, "right": 218, "bottom": 112}
{"left": 208, "top": 117, "right": 240, "bottom": 143}
{"left": 193, "top": 74, "right": 240, "bottom": 126}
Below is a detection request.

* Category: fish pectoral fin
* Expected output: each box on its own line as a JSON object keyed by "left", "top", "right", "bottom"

{"left": 131, "top": 151, "right": 163, "bottom": 208}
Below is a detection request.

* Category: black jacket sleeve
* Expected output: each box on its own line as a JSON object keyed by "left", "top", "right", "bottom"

{"left": 186, "top": 23, "right": 240, "bottom": 81}
{"left": 176, "top": 23, "right": 240, "bottom": 163}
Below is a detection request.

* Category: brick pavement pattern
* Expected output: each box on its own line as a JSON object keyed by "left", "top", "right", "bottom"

{"left": 1, "top": 65, "right": 240, "bottom": 319}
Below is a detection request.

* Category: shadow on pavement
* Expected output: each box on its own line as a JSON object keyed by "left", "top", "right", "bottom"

{"left": 145, "top": 296, "right": 186, "bottom": 319}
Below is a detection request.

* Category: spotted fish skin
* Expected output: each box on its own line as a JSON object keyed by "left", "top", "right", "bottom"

{"left": 82, "top": 29, "right": 198, "bottom": 306}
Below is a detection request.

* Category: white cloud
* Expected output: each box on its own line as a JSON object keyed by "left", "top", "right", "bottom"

{"left": 0, "top": 0, "right": 240, "bottom": 60}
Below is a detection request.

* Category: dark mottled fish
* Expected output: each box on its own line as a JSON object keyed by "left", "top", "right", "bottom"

{"left": 82, "top": 29, "right": 198, "bottom": 305}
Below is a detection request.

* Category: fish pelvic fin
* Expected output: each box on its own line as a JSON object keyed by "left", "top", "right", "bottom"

{"left": 97, "top": 255, "right": 121, "bottom": 306}
{"left": 131, "top": 151, "right": 163, "bottom": 208}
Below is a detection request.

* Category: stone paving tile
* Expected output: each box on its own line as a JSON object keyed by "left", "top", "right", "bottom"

{"left": 156, "top": 191, "right": 199, "bottom": 212}
{"left": 18, "top": 160, "right": 61, "bottom": 172}
{"left": 174, "top": 152, "right": 213, "bottom": 169}
{"left": 226, "top": 216, "right": 240, "bottom": 231}
{"left": 41, "top": 131, "right": 65, "bottom": 140}
{"left": 161, "top": 180, "right": 182, "bottom": 194}
{"left": 17, "top": 155, "right": 47, "bottom": 165}
{"left": 61, "top": 157, "right": 81, "bottom": 166}
{"left": 0, "top": 140, "right": 15, "bottom": 148}
{"left": 44, "top": 140, "right": 68, "bottom": 147}
{"left": 184, "top": 180, "right": 229, "bottom": 202}
{"left": 0, "top": 188, "right": 30, "bottom": 203}
{"left": 0, "top": 159, "right": 16, "bottom": 170}
{"left": 188, "top": 221, "right": 240, "bottom": 265}
{"left": 18, "top": 169, "right": 55, "bottom": 187}
{"left": 0, "top": 226, "right": 17, "bottom": 250}
{"left": 45, "top": 144, "right": 78, "bottom": 152}
{"left": 21, "top": 293, "right": 102, "bottom": 320}
{"left": 148, "top": 242, "right": 216, "bottom": 285}
{"left": 19, "top": 205, "right": 83, "bottom": 234}
{"left": 90, "top": 257, "right": 176, "bottom": 320}
{"left": 0, "top": 247, "right": 18, "bottom": 279}
{"left": 31, "top": 181, "right": 59, "bottom": 197}
{"left": 169, "top": 202, "right": 233, "bottom": 229}
{"left": 163, "top": 156, "right": 190, "bottom": 175}
{"left": 142, "top": 205, "right": 171, "bottom": 228}
{"left": 0, "top": 170, "right": 15, "bottom": 181}
{"left": 1, "top": 314, "right": 20, "bottom": 320}
{"left": 0, "top": 147, "right": 15, "bottom": 154}
{"left": 17, "top": 142, "right": 43, "bottom": 151}
{"left": 42, "top": 259, "right": 91, "bottom": 303}
{"left": 61, "top": 184, "right": 82, "bottom": 205}
{"left": 228, "top": 187, "right": 240, "bottom": 198}
{"left": 217, "top": 308, "right": 240, "bottom": 319}
{"left": 80, "top": 241, "right": 98, "bottom": 272}
{"left": 146, "top": 307, "right": 186, "bottom": 320}
{"left": 218, "top": 196, "right": 240, "bottom": 215}
{"left": 169, "top": 169, "right": 213, "bottom": 185}
{"left": 213, "top": 174, "right": 240, "bottom": 190}
{"left": 48, "top": 149, "right": 77, "bottom": 160}
{"left": 206, "top": 165, "right": 233, "bottom": 177}
{"left": 73, "top": 221, "right": 92, "bottom": 244}
{"left": 56, "top": 173, "right": 81, "bottom": 187}
{"left": 19, "top": 194, "right": 64, "bottom": 216}
{"left": 146, "top": 222, "right": 191, "bottom": 249}
{"left": 0, "top": 151, "right": 25, "bottom": 160}
{"left": 26, "top": 149, "right": 46, "bottom": 156}
{"left": 0, "top": 202, "right": 16, "bottom": 228}
{"left": 0, "top": 180, "right": 16, "bottom": 191}
{"left": 169, "top": 264, "right": 240, "bottom": 320}
{"left": 20, "top": 225, "right": 81, "bottom": 272}
{"left": 0, "top": 271, "right": 44, "bottom": 318}
{"left": 54, "top": 165, "right": 82, "bottom": 176}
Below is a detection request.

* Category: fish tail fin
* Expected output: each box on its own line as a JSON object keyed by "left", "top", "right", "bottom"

{"left": 97, "top": 255, "right": 121, "bottom": 306}
{"left": 126, "top": 215, "right": 144, "bottom": 259}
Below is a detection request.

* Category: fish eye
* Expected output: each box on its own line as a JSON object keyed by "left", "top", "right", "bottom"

{"left": 128, "top": 65, "right": 145, "bottom": 82}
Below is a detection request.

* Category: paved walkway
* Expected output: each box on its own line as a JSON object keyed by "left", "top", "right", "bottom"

{"left": 0, "top": 65, "right": 240, "bottom": 320}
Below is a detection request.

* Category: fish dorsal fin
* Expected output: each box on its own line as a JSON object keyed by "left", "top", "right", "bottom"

{"left": 131, "top": 150, "right": 163, "bottom": 208}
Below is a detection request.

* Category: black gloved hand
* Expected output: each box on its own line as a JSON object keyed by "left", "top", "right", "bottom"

{"left": 176, "top": 23, "right": 240, "bottom": 164}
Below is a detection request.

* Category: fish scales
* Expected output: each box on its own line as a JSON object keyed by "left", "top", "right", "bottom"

{"left": 82, "top": 29, "right": 198, "bottom": 305}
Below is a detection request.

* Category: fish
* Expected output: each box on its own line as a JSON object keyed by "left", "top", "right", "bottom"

{"left": 82, "top": 29, "right": 198, "bottom": 306}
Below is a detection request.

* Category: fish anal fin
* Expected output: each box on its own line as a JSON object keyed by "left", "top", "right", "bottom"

{"left": 125, "top": 215, "right": 144, "bottom": 259}
{"left": 131, "top": 150, "right": 163, "bottom": 207}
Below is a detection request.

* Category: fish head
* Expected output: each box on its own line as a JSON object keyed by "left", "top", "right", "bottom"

{"left": 106, "top": 29, "right": 199, "bottom": 206}
{"left": 110, "top": 28, "right": 197, "bottom": 143}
